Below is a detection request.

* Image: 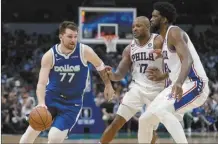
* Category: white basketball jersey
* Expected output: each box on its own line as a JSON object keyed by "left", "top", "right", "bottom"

{"left": 162, "top": 25, "right": 208, "bottom": 86}
{"left": 130, "top": 33, "right": 165, "bottom": 90}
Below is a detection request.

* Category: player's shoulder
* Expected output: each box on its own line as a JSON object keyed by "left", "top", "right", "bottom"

{"left": 152, "top": 33, "right": 163, "bottom": 41}
{"left": 168, "top": 25, "right": 185, "bottom": 36}
{"left": 79, "top": 43, "right": 95, "bottom": 59}
{"left": 80, "top": 43, "right": 92, "bottom": 51}
{"left": 168, "top": 25, "right": 188, "bottom": 42}
{"left": 125, "top": 43, "right": 132, "bottom": 52}
{"left": 41, "top": 44, "right": 57, "bottom": 60}
{"left": 151, "top": 33, "right": 159, "bottom": 37}
{"left": 121, "top": 44, "right": 131, "bottom": 57}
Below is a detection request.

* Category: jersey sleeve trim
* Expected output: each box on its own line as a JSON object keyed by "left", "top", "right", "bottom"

{"left": 80, "top": 44, "right": 88, "bottom": 67}
{"left": 50, "top": 48, "right": 55, "bottom": 67}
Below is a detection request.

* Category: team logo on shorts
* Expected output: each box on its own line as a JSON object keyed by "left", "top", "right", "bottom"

{"left": 81, "top": 107, "right": 92, "bottom": 119}
{"left": 167, "top": 94, "right": 175, "bottom": 100}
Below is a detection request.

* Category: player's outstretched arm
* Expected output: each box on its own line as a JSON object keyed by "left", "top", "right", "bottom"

{"left": 83, "top": 45, "right": 115, "bottom": 100}
{"left": 169, "top": 27, "right": 193, "bottom": 85}
{"left": 36, "top": 50, "right": 53, "bottom": 107}
{"left": 109, "top": 45, "right": 132, "bottom": 81}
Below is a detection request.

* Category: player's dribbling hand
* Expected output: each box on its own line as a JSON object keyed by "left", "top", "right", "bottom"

{"left": 172, "top": 83, "right": 183, "bottom": 101}
{"left": 104, "top": 84, "right": 115, "bottom": 102}
{"left": 146, "top": 67, "right": 163, "bottom": 81}
{"left": 35, "top": 103, "right": 47, "bottom": 109}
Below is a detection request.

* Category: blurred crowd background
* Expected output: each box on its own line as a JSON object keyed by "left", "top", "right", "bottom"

{"left": 2, "top": 0, "right": 218, "bottom": 135}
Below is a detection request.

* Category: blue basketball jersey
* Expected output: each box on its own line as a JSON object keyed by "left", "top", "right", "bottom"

{"left": 46, "top": 43, "right": 89, "bottom": 104}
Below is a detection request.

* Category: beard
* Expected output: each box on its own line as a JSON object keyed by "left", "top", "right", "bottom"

{"left": 62, "top": 41, "right": 76, "bottom": 50}
{"left": 150, "top": 25, "right": 160, "bottom": 33}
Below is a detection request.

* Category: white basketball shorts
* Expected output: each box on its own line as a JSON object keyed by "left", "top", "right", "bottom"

{"left": 116, "top": 83, "right": 163, "bottom": 121}
{"left": 146, "top": 80, "right": 209, "bottom": 121}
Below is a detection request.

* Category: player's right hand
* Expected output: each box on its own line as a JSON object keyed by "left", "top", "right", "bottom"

{"left": 146, "top": 67, "right": 164, "bottom": 81}
{"left": 35, "top": 103, "right": 47, "bottom": 109}
{"left": 149, "top": 49, "right": 162, "bottom": 59}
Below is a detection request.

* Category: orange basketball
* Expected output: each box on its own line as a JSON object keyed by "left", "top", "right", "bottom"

{"left": 29, "top": 106, "right": 52, "bottom": 131}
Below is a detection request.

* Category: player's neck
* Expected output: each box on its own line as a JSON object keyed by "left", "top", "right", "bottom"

{"left": 160, "top": 24, "right": 171, "bottom": 39}
{"left": 137, "top": 33, "right": 151, "bottom": 46}
{"left": 58, "top": 44, "right": 74, "bottom": 55}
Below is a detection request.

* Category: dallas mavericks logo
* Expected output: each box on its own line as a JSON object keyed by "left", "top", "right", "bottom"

{"left": 54, "top": 64, "right": 80, "bottom": 72}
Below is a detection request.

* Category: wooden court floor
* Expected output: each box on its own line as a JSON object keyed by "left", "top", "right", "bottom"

{"left": 2, "top": 132, "right": 218, "bottom": 143}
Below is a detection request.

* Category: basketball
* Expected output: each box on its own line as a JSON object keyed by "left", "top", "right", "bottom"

{"left": 29, "top": 106, "right": 52, "bottom": 131}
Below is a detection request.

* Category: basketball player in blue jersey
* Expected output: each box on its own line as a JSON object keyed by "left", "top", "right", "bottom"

{"left": 138, "top": 2, "right": 209, "bottom": 143}
{"left": 100, "top": 16, "right": 164, "bottom": 144}
{"left": 20, "top": 21, "right": 115, "bottom": 143}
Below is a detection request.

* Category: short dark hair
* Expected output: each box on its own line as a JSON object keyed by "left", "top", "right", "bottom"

{"left": 59, "top": 21, "right": 78, "bottom": 34}
{"left": 153, "top": 2, "right": 177, "bottom": 23}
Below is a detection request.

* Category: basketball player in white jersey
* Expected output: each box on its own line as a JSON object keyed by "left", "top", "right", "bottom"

{"left": 138, "top": 2, "right": 209, "bottom": 143}
{"left": 99, "top": 16, "right": 164, "bottom": 144}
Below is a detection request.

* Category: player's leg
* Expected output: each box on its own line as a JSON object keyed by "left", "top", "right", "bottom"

{"left": 19, "top": 126, "right": 41, "bottom": 143}
{"left": 19, "top": 106, "right": 57, "bottom": 144}
{"left": 100, "top": 106, "right": 138, "bottom": 143}
{"left": 48, "top": 126, "right": 69, "bottom": 143}
{"left": 151, "top": 130, "right": 158, "bottom": 144}
{"left": 48, "top": 104, "right": 81, "bottom": 143}
{"left": 138, "top": 80, "right": 209, "bottom": 143}
{"left": 100, "top": 87, "right": 143, "bottom": 143}
{"left": 140, "top": 87, "right": 164, "bottom": 144}
{"left": 138, "top": 87, "right": 188, "bottom": 143}
{"left": 175, "top": 80, "right": 209, "bottom": 115}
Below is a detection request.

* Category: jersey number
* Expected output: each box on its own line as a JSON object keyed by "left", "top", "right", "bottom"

{"left": 164, "top": 63, "right": 171, "bottom": 73}
{"left": 60, "top": 73, "right": 75, "bottom": 83}
{"left": 139, "top": 64, "right": 148, "bottom": 73}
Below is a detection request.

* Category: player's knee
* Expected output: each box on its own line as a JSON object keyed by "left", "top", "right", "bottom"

{"left": 109, "top": 115, "right": 126, "bottom": 130}
{"left": 48, "top": 127, "right": 68, "bottom": 143}
{"left": 20, "top": 126, "right": 40, "bottom": 143}
{"left": 139, "top": 111, "right": 157, "bottom": 125}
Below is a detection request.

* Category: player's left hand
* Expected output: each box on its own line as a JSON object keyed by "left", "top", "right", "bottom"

{"left": 105, "top": 65, "right": 112, "bottom": 71}
{"left": 172, "top": 83, "right": 183, "bottom": 101}
{"left": 146, "top": 67, "right": 163, "bottom": 81}
{"left": 149, "top": 49, "right": 162, "bottom": 59}
{"left": 104, "top": 84, "right": 115, "bottom": 101}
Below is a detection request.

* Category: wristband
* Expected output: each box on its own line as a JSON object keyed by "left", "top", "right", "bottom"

{"left": 96, "top": 62, "right": 105, "bottom": 71}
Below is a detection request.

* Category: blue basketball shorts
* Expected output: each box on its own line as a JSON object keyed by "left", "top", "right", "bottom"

{"left": 45, "top": 90, "right": 82, "bottom": 131}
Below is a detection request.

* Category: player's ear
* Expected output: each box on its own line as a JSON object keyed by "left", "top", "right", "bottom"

{"left": 163, "top": 17, "right": 167, "bottom": 24}
{"left": 59, "top": 34, "right": 62, "bottom": 41}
